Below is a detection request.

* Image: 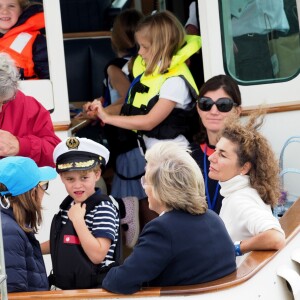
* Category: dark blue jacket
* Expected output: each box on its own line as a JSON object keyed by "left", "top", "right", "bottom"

{"left": 1, "top": 208, "right": 48, "bottom": 292}
{"left": 102, "top": 209, "right": 236, "bottom": 294}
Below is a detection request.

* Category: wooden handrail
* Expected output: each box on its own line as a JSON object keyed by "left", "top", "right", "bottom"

{"left": 63, "top": 31, "right": 111, "bottom": 39}
{"left": 241, "top": 101, "right": 300, "bottom": 116}
{"left": 8, "top": 198, "right": 300, "bottom": 299}
{"left": 52, "top": 100, "right": 300, "bottom": 132}
{"left": 53, "top": 123, "right": 70, "bottom": 132}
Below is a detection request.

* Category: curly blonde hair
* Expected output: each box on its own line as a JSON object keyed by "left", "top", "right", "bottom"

{"left": 135, "top": 10, "right": 186, "bottom": 76}
{"left": 222, "top": 112, "right": 281, "bottom": 207}
{"left": 145, "top": 141, "right": 207, "bottom": 215}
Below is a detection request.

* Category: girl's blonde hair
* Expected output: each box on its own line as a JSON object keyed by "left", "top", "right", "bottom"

{"left": 136, "top": 10, "right": 186, "bottom": 75}
{"left": 145, "top": 141, "right": 207, "bottom": 215}
{"left": 0, "top": 183, "right": 42, "bottom": 233}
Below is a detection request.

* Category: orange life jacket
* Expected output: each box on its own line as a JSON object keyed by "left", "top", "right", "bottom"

{"left": 0, "top": 12, "right": 45, "bottom": 79}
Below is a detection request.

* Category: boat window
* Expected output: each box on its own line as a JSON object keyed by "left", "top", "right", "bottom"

{"left": 219, "top": 0, "right": 300, "bottom": 84}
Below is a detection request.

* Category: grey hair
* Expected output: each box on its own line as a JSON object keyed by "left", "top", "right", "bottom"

{"left": 0, "top": 53, "right": 19, "bottom": 98}
{"left": 145, "top": 141, "right": 207, "bottom": 215}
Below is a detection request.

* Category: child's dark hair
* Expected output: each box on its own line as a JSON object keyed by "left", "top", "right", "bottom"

{"left": 111, "top": 9, "right": 143, "bottom": 56}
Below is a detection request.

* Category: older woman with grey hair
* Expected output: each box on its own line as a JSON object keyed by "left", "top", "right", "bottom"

{"left": 0, "top": 52, "right": 60, "bottom": 167}
{"left": 102, "top": 141, "right": 236, "bottom": 294}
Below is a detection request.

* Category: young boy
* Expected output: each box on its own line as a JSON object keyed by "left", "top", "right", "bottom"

{"left": 41, "top": 137, "right": 120, "bottom": 290}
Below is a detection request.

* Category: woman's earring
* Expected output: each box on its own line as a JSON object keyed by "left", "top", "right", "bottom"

{"left": 240, "top": 172, "right": 243, "bottom": 176}
{"left": 0, "top": 196, "right": 10, "bottom": 209}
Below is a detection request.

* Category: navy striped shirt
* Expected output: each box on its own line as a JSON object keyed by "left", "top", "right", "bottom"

{"left": 61, "top": 199, "right": 119, "bottom": 267}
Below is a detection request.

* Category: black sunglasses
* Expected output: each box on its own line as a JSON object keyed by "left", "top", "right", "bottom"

{"left": 197, "top": 97, "right": 237, "bottom": 112}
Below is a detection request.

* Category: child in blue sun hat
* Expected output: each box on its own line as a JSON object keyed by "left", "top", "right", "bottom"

{"left": 0, "top": 156, "right": 57, "bottom": 292}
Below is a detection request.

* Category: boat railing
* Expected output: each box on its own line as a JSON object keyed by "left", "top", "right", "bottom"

{"left": 0, "top": 208, "right": 8, "bottom": 300}
{"left": 6, "top": 198, "right": 300, "bottom": 300}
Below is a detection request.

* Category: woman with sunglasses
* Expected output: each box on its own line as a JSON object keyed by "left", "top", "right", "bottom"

{"left": 0, "top": 156, "right": 57, "bottom": 292}
{"left": 191, "top": 75, "right": 242, "bottom": 214}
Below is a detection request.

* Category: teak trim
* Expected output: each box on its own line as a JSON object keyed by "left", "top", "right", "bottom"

{"left": 8, "top": 199, "right": 300, "bottom": 299}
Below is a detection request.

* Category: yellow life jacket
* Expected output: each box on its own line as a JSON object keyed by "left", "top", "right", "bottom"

{"left": 129, "top": 35, "right": 201, "bottom": 108}
{"left": 121, "top": 35, "right": 202, "bottom": 140}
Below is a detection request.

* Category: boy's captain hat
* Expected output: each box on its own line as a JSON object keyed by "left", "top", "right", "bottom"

{"left": 53, "top": 137, "right": 110, "bottom": 173}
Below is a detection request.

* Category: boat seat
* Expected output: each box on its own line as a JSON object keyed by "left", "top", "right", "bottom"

{"left": 60, "top": 0, "right": 112, "bottom": 33}
{"left": 60, "top": 0, "right": 132, "bottom": 33}
{"left": 63, "top": 34, "right": 115, "bottom": 103}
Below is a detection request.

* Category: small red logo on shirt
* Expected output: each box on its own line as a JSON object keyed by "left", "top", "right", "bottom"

{"left": 63, "top": 235, "right": 80, "bottom": 244}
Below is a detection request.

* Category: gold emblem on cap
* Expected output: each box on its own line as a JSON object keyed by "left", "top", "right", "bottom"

{"left": 75, "top": 160, "right": 95, "bottom": 168}
{"left": 57, "top": 162, "right": 74, "bottom": 170}
{"left": 66, "top": 137, "right": 80, "bottom": 150}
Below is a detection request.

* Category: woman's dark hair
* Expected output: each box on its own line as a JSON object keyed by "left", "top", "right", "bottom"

{"left": 194, "top": 74, "right": 242, "bottom": 144}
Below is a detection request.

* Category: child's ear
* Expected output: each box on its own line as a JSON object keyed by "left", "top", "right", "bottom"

{"left": 95, "top": 170, "right": 101, "bottom": 180}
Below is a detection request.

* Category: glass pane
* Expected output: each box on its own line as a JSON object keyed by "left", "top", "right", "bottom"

{"left": 219, "top": 0, "right": 300, "bottom": 83}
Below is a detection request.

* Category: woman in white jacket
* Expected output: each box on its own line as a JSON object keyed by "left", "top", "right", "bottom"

{"left": 208, "top": 113, "right": 285, "bottom": 265}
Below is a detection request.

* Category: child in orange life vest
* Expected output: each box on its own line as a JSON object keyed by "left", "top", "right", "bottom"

{"left": 0, "top": 0, "right": 49, "bottom": 79}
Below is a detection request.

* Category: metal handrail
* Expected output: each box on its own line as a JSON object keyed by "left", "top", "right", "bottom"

{"left": 279, "top": 136, "right": 300, "bottom": 171}
{"left": 0, "top": 208, "right": 8, "bottom": 300}
{"left": 279, "top": 136, "right": 300, "bottom": 189}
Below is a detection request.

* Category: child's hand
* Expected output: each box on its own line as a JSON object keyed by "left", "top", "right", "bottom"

{"left": 68, "top": 203, "right": 86, "bottom": 223}
{"left": 89, "top": 99, "right": 108, "bottom": 124}
{"left": 82, "top": 99, "right": 101, "bottom": 120}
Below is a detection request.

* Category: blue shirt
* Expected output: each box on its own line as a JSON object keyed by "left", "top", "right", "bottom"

{"left": 230, "top": 0, "right": 289, "bottom": 36}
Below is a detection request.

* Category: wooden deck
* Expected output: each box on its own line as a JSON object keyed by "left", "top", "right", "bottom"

{"left": 7, "top": 199, "right": 300, "bottom": 300}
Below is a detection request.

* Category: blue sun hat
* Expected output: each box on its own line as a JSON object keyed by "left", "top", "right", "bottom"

{"left": 0, "top": 156, "right": 57, "bottom": 196}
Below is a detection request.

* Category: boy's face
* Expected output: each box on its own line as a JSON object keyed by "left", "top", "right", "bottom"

{"left": 60, "top": 169, "right": 101, "bottom": 203}
{"left": 0, "top": 0, "right": 22, "bottom": 34}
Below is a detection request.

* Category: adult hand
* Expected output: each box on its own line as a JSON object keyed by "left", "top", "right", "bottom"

{"left": 0, "top": 129, "right": 20, "bottom": 157}
{"left": 68, "top": 203, "right": 86, "bottom": 223}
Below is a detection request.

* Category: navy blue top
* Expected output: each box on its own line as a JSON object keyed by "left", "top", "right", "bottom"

{"left": 1, "top": 208, "right": 48, "bottom": 292}
{"left": 190, "top": 142, "right": 223, "bottom": 214}
{"left": 102, "top": 209, "right": 236, "bottom": 294}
